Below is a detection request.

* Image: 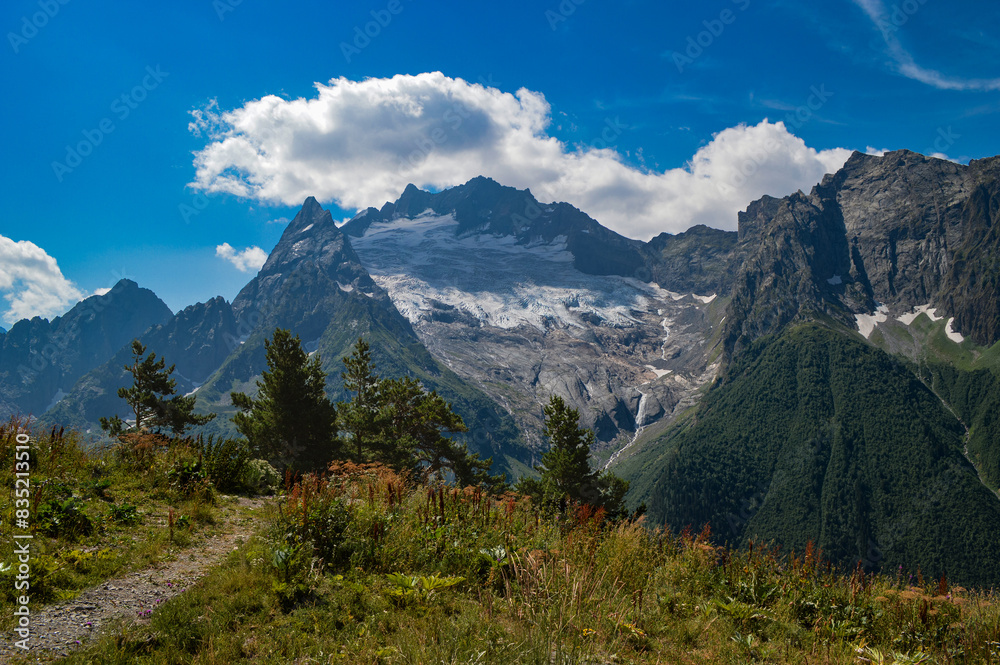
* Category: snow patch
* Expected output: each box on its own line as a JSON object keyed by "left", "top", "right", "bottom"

{"left": 897, "top": 304, "right": 944, "bottom": 325}
{"left": 855, "top": 304, "right": 889, "bottom": 339}
{"left": 644, "top": 365, "right": 672, "bottom": 379}
{"left": 338, "top": 282, "right": 355, "bottom": 293}
{"left": 300, "top": 223, "right": 314, "bottom": 233}
{"left": 694, "top": 294, "right": 717, "bottom": 304}
{"left": 945, "top": 318, "right": 965, "bottom": 343}
{"left": 827, "top": 274, "right": 842, "bottom": 285}
{"left": 352, "top": 212, "right": 665, "bottom": 331}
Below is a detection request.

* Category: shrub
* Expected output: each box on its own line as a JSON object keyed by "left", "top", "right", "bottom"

{"left": 242, "top": 458, "right": 281, "bottom": 495}
{"left": 37, "top": 496, "right": 93, "bottom": 539}
{"left": 168, "top": 458, "right": 213, "bottom": 501}
{"left": 198, "top": 435, "right": 252, "bottom": 493}
{"left": 277, "top": 474, "right": 352, "bottom": 570}
{"left": 108, "top": 503, "right": 141, "bottom": 525}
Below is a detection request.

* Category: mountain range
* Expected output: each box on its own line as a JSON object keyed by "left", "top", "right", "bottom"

{"left": 5, "top": 149, "right": 1000, "bottom": 585}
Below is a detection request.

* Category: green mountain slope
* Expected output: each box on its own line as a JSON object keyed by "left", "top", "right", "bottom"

{"left": 617, "top": 322, "right": 1000, "bottom": 587}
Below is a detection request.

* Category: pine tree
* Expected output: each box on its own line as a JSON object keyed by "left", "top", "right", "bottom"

{"left": 338, "top": 338, "right": 502, "bottom": 487}
{"left": 231, "top": 328, "right": 338, "bottom": 471}
{"left": 517, "top": 395, "right": 634, "bottom": 518}
{"left": 378, "top": 375, "right": 497, "bottom": 486}
{"left": 100, "top": 340, "right": 215, "bottom": 437}
{"left": 536, "top": 395, "right": 597, "bottom": 501}
{"left": 337, "top": 338, "right": 383, "bottom": 461}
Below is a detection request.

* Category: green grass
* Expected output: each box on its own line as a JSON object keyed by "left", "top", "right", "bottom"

{"left": 0, "top": 421, "right": 226, "bottom": 624}
{"left": 50, "top": 465, "right": 1000, "bottom": 664}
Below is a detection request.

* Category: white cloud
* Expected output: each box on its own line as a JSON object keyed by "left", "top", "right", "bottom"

{"left": 189, "top": 73, "right": 853, "bottom": 239}
{"left": 93, "top": 287, "right": 112, "bottom": 296}
{"left": 0, "top": 235, "right": 83, "bottom": 325}
{"left": 852, "top": 0, "right": 1000, "bottom": 91}
{"left": 216, "top": 243, "right": 268, "bottom": 273}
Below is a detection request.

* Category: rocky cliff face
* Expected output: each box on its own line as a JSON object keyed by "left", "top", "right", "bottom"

{"left": 943, "top": 157, "right": 1000, "bottom": 346}
{"left": 0, "top": 280, "right": 173, "bottom": 419}
{"left": 645, "top": 225, "right": 738, "bottom": 294}
{"left": 345, "top": 177, "right": 651, "bottom": 279}
{"left": 722, "top": 150, "right": 1000, "bottom": 357}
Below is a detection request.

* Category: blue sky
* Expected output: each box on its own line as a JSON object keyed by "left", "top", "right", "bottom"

{"left": 2, "top": 0, "right": 999, "bottom": 325}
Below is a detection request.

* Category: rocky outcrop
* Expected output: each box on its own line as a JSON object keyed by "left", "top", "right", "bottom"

{"left": 645, "top": 225, "right": 738, "bottom": 294}
{"left": 344, "top": 177, "right": 650, "bottom": 280}
{"left": 943, "top": 157, "right": 1000, "bottom": 347}
{"left": 722, "top": 150, "right": 1000, "bottom": 356}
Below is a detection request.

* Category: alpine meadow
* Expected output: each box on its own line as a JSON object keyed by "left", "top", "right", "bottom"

{"left": 3, "top": 1, "right": 1000, "bottom": 662}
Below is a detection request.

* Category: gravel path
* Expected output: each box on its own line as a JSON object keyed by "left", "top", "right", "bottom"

{"left": 2, "top": 496, "right": 267, "bottom": 663}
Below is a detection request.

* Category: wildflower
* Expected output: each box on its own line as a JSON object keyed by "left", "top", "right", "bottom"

{"left": 582, "top": 628, "right": 597, "bottom": 637}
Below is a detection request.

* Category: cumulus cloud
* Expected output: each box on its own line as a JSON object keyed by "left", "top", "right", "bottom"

{"left": 852, "top": 0, "right": 1000, "bottom": 91}
{"left": 189, "top": 73, "right": 854, "bottom": 239}
{"left": 216, "top": 243, "right": 268, "bottom": 273}
{"left": 0, "top": 235, "right": 83, "bottom": 325}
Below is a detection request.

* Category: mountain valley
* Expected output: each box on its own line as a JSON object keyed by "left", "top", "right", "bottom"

{"left": 5, "top": 149, "right": 1000, "bottom": 585}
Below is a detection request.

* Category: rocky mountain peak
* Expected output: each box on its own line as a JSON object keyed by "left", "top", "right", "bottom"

{"left": 0, "top": 278, "right": 173, "bottom": 419}
{"left": 722, "top": 147, "right": 1000, "bottom": 356}
{"left": 343, "top": 177, "right": 648, "bottom": 278}
{"left": 233, "top": 197, "right": 378, "bottom": 321}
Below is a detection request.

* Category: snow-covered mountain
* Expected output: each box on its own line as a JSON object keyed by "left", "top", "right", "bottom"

{"left": 343, "top": 178, "right": 729, "bottom": 452}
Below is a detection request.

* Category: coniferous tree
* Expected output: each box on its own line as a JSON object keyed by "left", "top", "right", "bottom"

{"left": 517, "top": 395, "right": 634, "bottom": 519}
{"left": 231, "top": 328, "right": 338, "bottom": 471}
{"left": 378, "top": 375, "right": 498, "bottom": 487}
{"left": 100, "top": 340, "right": 215, "bottom": 437}
{"left": 338, "top": 338, "right": 381, "bottom": 461}
{"left": 338, "top": 338, "right": 502, "bottom": 487}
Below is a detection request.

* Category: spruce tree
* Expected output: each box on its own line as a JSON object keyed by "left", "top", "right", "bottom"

{"left": 100, "top": 340, "right": 215, "bottom": 437}
{"left": 517, "top": 395, "right": 634, "bottom": 519}
{"left": 536, "top": 395, "right": 597, "bottom": 501}
{"left": 338, "top": 337, "right": 502, "bottom": 487}
{"left": 337, "top": 338, "right": 382, "bottom": 461}
{"left": 231, "top": 328, "right": 338, "bottom": 471}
